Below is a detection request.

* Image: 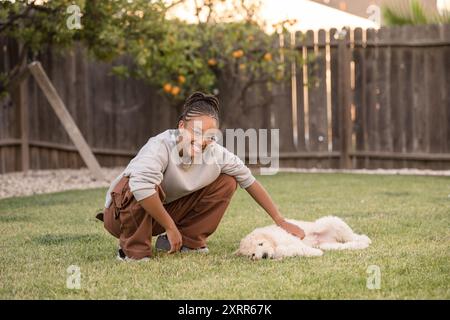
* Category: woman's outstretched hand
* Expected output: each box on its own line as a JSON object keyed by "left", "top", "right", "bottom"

{"left": 245, "top": 181, "right": 306, "bottom": 240}
{"left": 277, "top": 219, "right": 305, "bottom": 239}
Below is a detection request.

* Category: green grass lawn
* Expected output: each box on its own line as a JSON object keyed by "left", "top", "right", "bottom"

{"left": 0, "top": 173, "right": 449, "bottom": 299}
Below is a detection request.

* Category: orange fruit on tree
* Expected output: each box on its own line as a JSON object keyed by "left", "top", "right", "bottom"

{"left": 171, "top": 86, "right": 181, "bottom": 96}
{"left": 163, "top": 83, "right": 172, "bottom": 93}
{"left": 178, "top": 75, "right": 186, "bottom": 84}
{"left": 263, "top": 52, "right": 272, "bottom": 61}
{"left": 232, "top": 50, "right": 244, "bottom": 58}
{"left": 208, "top": 58, "right": 217, "bottom": 66}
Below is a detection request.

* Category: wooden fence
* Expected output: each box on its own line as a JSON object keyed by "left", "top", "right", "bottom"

{"left": 1, "top": 24, "right": 449, "bottom": 173}
{"left": 284, "top": 24, "right": 450, "bottom": 170}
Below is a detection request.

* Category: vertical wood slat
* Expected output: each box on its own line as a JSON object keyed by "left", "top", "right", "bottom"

{"left": 0, "top": 38, "right": 19, "bottom": 173}
{"left": 27, "top": 59, "right": 39, "bottom": 170}
{"left": 75, "top": 43, "right": 89, "bottom": 168}
{"left": 390, "top": 26, "right": 408, "bottom": 168}
{"left": 11, "top": 43, "right": 30, "bottom": 172}
{"left": 307, "top": 30, "right": 328, "bottom": 156}
{"left": 389, "top": 26, "right": 401, "bottom": 168}
{"left": 411, "top": 26, "right": 428, "bottom": 156}
{"left": 377, "top": 27, "right": 394, "bottom": 169}
{"left": 352, "top": 28, "right": 367, "bottom": 169}
{"left": 272, "top": 32, "right": 295, "bottom": 154}
{"left": 444, "top": 25, "right": 450, "bottom": 154}
{"left": 337, "top": 29, "right": 352, "bottom": 169}
{"left": 41, "top": 49, "right": 52, "bottom": 169}
{"left": 16, "top": 78, "right": 29, "bottom": 171}
{"left": 425, "top": 25, "right": 445, "bottom": 158}
{"left": 0, "top": 37, "right": 6, "bottom": 173}
{"left": 304, "top": 30, "right": 315, "bottom": 153}
{"left": 329, "top": 28, "right": 341, "bottom": 155}
{"left": 66, "top": 48, "right": 79, "bottom": 168}
{"left": 365, "top": 29, "right": 379, "bottom": 168}
{"left": 295, "top": 31, "right": 306, "bottom": 152}
{"left": 303, "top": 30, "right": 315, "bottom": 168}
{"left": 402, "top": 26, "right": 415, "bottom": 162}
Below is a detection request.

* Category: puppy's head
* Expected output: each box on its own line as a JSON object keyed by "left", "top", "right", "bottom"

{"left": 235, "top": 232, "right": 276, "bottom": 260}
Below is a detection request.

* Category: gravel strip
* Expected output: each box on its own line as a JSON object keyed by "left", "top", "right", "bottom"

{"left": 0, "top": 167, "right": 125, "bottom": 200}
{"left": 0, "top": 167, "right": 449, "bottom": 200}
{"left": 278, "top": 168, "right": 450, "bottom": 176}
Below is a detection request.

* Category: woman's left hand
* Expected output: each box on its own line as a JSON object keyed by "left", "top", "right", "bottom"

{"left": 277, "top": 219, "right": 305, "bottom": 239}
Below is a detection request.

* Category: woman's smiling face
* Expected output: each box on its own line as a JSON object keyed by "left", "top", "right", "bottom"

{"left": 178, "top": 115, "right": 218, "bottom": 157}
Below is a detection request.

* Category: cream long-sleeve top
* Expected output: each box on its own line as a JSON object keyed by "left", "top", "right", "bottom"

{"left": 104, "top": 129, "right": 256, "bottom": 208}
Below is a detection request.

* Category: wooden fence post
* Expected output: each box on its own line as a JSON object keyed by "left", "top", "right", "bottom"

{"left": 18, "top": 77, "right": 29, "bottom": 172}
{"left": 11, "top": 76, "right": 30, "bottom": 172}
{"left": 9, "top": 43, "right": 31, "bottom": 172}
{"left": 28, "top": 61, "right": 105, "bottom": 181}
{"left": 338, "top": 29, "right": 352, "bottom": 169}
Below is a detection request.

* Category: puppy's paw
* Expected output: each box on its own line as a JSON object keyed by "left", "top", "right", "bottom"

{"left": 306, "top": 248, "right": 324, "bottom": 257}
{"left": 360, "top": 234, "right": 372, "bottom": 244}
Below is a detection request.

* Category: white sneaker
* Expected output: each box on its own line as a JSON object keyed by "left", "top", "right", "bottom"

{"left": 155, "top": 234, "right": 209, "bottom": 253}
{"left": 116, "top": 248, "right": 150, "bottom": 262}
{"left": 180, "top": 246, "right": 209, "bottom": 253}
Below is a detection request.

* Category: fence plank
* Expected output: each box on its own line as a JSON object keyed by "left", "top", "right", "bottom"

{"left": 295, "top": 31, "right": 306, "bottom": 152}
{"left": 411, "top": 26, "right": 429, "bottom": 157}
{"left": 307, "top": 29, "right": 328, "bottom": 156}
{"left": 389, "top": 26, "right": 405, "bottom": 168}
{"left": 0, "top": 38, "right": 18, "bottom": 172}
{"left": 337, "top": 29, "right": 352, "bottom": 169}
{"left": 41, "top": 49, "right": 53, "bottom": 169}
{"left": 353, "top": 27, "right": 368, "bottom": 169}
{"left": 444, "top": 25, "right": 450, "bottom": 154}
{"left": 330, "top": 28, "right": 341, "bottom": 155}
{"left": 272, "top": 32, "right": 295, "bottom": 154}
{"left": 377, "top": 27, "right": 394, "bottom": 169}
{"left": 425, "top": 25, "right": 445, "bottom": 164}
{"left": 365, "top": 28, "right": 380, "bottom": 168}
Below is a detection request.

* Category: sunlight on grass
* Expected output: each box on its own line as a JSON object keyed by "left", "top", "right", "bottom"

{"left": 0, "top": 173, "right": 449, "bottom": 299}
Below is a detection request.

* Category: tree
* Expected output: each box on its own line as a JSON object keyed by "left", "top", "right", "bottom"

{"left": 383, "top": 0, "right": 450, "bottom": 25}
{"left": 0, "top": 0, "right": 170, "bottom": 95}
{"left": 114, "top": 0, "right": 300, "bottom": 122}
{"left": 1, "top": 0, "right": 299, "bottom": 120}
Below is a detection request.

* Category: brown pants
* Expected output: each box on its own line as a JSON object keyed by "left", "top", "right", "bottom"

{"left": 102, "top": 174, "right": 237, "bottom": 259}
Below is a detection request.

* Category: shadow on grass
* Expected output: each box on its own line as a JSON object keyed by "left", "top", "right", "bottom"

{"left": 0, "top": 188, "right": 107, "bottom": 211}
{"left": 380, "top": 191, "right": 411, "bottom": 197}
{"left": 32, "top": 233, "right": 104, "bottom": 246}
{"left": 0, "top": 214, "right": 33, "bottom": 223}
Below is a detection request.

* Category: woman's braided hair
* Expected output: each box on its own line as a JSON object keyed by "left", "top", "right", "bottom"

{"left": 178, "top": 92, "right": 220, "bottom": 124}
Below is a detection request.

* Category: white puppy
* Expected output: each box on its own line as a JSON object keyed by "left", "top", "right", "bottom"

{"left": 236, "top": 216, "right": 371, "bottom": 260}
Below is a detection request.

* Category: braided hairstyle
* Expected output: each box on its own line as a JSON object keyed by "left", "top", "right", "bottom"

{"left": 178, "top": 92, "right": 220, "bottom": 125}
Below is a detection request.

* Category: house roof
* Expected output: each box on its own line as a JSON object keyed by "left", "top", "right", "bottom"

{"left": 166, "top": 0, "right": 379, "bottom": 33}
{"left": 260, "top": 0, "right": 379, "bottom": 33}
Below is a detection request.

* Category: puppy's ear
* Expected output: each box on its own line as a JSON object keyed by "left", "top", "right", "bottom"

{"left": 261, "top": 233, "right": 277, "bottom": 249}
{"left": 233, "top": 249, "right": 242, "bottom": 256}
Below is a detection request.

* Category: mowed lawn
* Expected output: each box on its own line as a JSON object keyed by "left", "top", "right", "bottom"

{"left": 0, "top": 173, "right": 449, "bottom": 299}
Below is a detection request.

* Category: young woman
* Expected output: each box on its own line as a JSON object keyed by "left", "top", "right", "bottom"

{"left": 100, "top": 92, "right": 305, "bottom": 261}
